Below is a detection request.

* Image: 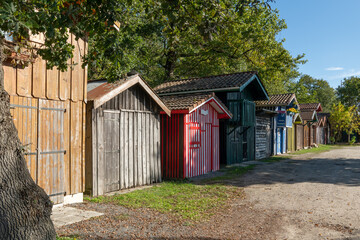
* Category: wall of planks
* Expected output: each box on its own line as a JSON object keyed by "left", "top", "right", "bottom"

{"left": 4, "top": 34, "right": 87, "bottom": 203}
{"left": 86, "top": 84, "right": 162, "bottom": 196}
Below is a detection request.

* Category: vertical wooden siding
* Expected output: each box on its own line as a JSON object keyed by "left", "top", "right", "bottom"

{"left": 9, "top": 96, "right": 86, "bottom": 200}
{"left": 161, "top": 114, "right": 184, "bottom": 178}
{"left": 255, "top": 116, "right": 272, "bottom": 159}
{"left": 87, "top": 83, "right": 162, "bottom": 196}
{"left": 184, "top": 103, "right": 220, "bottom": 178}
{"left": 4, "top": 36, "right": 87, "bottom": 102}
{"left": 91, "top": 109, "right": 161, "bottom": 196}
{"left": 287, "top": 125, "right": 296, "bottom": 153}
{"left": 5, "top": 35, "right": 87, "bottom": 202}
{"left": 296, "top": 124, "right": 304, "bottom": 150}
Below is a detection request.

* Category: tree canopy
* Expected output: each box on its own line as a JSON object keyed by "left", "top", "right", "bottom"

{"left": 337, "top": 76, "right": 360, "bottom": 108}
{"left": 288, "top": 74, "right": 336, "bottom": 112}
{"left": 88, "top": 0, "right": 305, "bottom": 91}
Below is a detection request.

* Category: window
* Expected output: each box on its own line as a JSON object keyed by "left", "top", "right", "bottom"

{"left": 189, "top": 123, "right": 201, "bottom": 149}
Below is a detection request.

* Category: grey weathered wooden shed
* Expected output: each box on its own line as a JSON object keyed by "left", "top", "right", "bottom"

{"left": 85, "top": 74, "right": 171, "bottom": 196}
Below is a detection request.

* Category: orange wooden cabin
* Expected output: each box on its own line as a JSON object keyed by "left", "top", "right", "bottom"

{"left": 3, "top": 34, "right": 87, "bottom": 204}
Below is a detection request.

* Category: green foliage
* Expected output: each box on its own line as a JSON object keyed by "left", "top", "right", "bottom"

{"left": 329, "top": 102, "right": 360, "bottom": 143}
{"left": 288, "top": 74, "right": 336, "bottom": 112}
{"left": 337, "top": 76, "right": 360, "bottom": 107}
{"left": 85, "top": 181, "right": 243, "bottom": 221}
{"left": 88, "top": 0, "right": 305, "bottom": 90}
{"left": 350, "top": 136, "right": 357, "bottom": 145}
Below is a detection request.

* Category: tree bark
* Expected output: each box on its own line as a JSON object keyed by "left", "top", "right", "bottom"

{"left": 0, "top": 39, "right": 56, "bottom": 239}
{"left": 164, "top": 50, "right": 177, "bottom": 80}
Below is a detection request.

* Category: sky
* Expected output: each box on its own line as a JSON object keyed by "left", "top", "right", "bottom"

{"left": 272, "top": 0, "right": 360, "bottom": 89}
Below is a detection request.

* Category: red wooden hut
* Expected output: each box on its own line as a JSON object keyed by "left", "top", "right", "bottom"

{"left": 160, "top": 93, "right": 232, "bottom": 178}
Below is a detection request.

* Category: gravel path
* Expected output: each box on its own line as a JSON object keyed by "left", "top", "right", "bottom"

{"left": 57, "top": 146, "right": 360, "bottom": 239}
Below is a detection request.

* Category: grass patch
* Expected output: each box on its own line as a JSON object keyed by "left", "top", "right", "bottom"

{"left": 85, "top": 181, "right": 242, "bottom": 221}
{"left": 290, "top": 144, "right": 341, "bottom": 155}
{"left": 203, "top": 165, "right": 255, "bottom": 183}
{"left": 259, "top": 156, "right": 288, "bottom": 163}
{"left": 56, "top": 236, "right": 78, "bottom": 240}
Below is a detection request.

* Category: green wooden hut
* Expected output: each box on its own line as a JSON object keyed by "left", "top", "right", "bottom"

{"left": 154, "top": 72, "right": 269, "bottom": 164}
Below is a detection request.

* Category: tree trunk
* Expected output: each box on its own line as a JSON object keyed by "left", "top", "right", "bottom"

{"left": 0, "top": 40, "right": 56, "bottom": 239}
{"left": 164, "top": 50, "right": 177, "bottom": 80}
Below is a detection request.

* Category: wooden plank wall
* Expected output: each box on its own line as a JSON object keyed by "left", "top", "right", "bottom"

{"left": 5, "top": 34, "right": 87, "bottom": 200}
{"left": 296, "top": 124, "right": 304, "bottom": 150}
{"left": 87, "top": 83, "right": 162, "bottom": 196}
{"left": 4, "top": 35, "right": 87, "bottom": 103}
{"left": 255, "top": 116, "right": 272, "bottom": 159}
{"left": 9, "top": 96, "right": 86, "bottom": 199}
{"left": 161, "top": 114, "right": 184, "bottom": 179}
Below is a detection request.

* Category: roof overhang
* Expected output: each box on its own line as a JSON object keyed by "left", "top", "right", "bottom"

{"left": 239, "top": 74, "right": 269, "bottom": 101}
{"left": 293, "top": 113, "right": 303, "bottom": 124}
{"left": 88, "top": 75, "right": 171, "bottom": 116}
{"left": 256, "top": 108, "right": 278, "bottom": 116}
{"left": 188, "top": 97, "right": 232, "bottom": 119}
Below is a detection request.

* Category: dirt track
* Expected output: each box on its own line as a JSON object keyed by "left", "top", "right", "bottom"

{"left": 57, "top": 146, "right": 360, "bottom": 239}
{"left": 238, "top": 146, "right": 360, "bottom": 240}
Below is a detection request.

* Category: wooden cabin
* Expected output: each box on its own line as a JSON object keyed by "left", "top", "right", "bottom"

{"left": 85, "top": 75, "right": 170, "bottom": 196}
{"left": 160, "top": 93, "right": 232, "bottom": 178}
{"left": 299, "top": 103, "right": 322, "bottom": 148}
{"left": 154, "top": 72, "right": 269, "bottom": 164}
{"left": 316, "top": 113, "right": 331, "bottom": 145}
{"left": 299, "top": 110, "right": 319, "bottom": 148}
{"left": 255, "top": 93, "right": 298, "bottom": 156}
{"left": 4, "top": 34, "right": 87, "bottom": 204}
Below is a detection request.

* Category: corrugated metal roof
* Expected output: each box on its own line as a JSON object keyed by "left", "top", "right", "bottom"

{"left": 87, "top": 79, "right": 108, "bottom": 92}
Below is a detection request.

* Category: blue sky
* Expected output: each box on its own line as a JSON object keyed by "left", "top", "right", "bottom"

{"left": 272, "top": 0, "right": 360, "bottom": 89}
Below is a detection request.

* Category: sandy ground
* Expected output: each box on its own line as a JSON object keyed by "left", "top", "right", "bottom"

{"left": 237, "top": 146, "right": 360, "bottom": 240}
{"left": 57, "top": 146, "right": 360, "bottom": 239}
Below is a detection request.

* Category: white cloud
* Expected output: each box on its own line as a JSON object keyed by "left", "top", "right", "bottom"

{"left": 327, "top": 69, "right": 360, "bottom": 80}
{"left": 325, "top": 67, "right": 344, "bottom": 71}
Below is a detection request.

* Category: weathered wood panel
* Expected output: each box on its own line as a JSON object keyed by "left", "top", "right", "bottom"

{"left": 287, "top": 125, "right": 296, "bottom": 153}
{"left": 87, "top": 83, "right": 163, "bottom": 196}
{"left": 32, "top": 57, "right": 46, "bottom": 98}
{"left": 46, "top": 67, "right": 59, "bottom": 100}
{"left": 17, "top": 66, "right": 32, "bottom": 97}
{"left": 255, "top": 116, "right": 272, "bottom": 159}
{"left": 4, "top": 64, "right": 17, "bottom": 95}
{"left": 10, "top": 96, "right": 85, "bottom": 202}
{"left": 296, "top": 124, "right": 304, "bottom": 150}
{"left": 4, "top": 34, "right": 87, "bottom": 102}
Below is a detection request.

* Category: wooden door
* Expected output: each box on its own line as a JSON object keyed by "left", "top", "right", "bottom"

{"left": 10, "top": 98, "right": 65, "bottom": 204}
{"left": 296, "top": 124, "right": 304, "bottom": 150}
{"left": 103, "top": 111, "right": 120, "bottom": 193}
{"left": 100, "top": 109, "right": 161, "bottom": 194}
{"left": 226, "top": 125, "right": 242, "bottom": 164}
{"left": 38, "top": 100, "right": 65, "bottom": 204}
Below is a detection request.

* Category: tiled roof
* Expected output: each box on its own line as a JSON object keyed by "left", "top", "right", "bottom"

{"left": 299, "top": 103, "right": 322, "bottom": 112}
{"left": 255, "top": 93, "right": 296, "bottom": 106}
{"left": 300, "top": 111, "right": 316, "bottom": 121}
{"left": 160, "top": 92, "right": 232, "bottom": 117}
{"left": 154, "top": 72, "right": 258, "bottom": 94}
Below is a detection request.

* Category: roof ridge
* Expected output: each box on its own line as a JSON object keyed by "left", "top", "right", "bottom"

{"left": 163, "top": 71, "right": 257, "bottom": 83}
